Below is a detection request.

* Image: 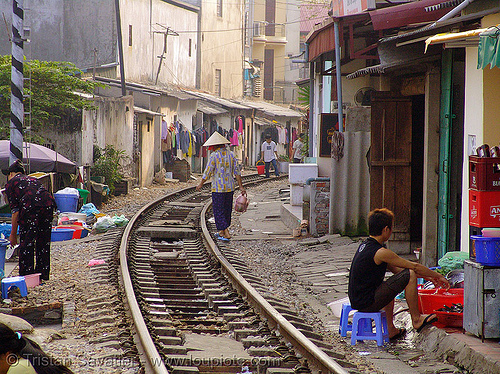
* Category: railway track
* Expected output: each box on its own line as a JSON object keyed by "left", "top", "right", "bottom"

{"left": 117, "top": 174, "right": 350, "bottom": 374}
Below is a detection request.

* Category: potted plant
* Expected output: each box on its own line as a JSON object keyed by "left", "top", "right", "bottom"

{"left": 277, "top": 154, "right": 290, "bottom": 174}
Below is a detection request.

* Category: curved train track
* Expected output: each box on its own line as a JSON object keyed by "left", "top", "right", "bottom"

{"left": 117, "top": 174, "right": 349, "bottom": 374}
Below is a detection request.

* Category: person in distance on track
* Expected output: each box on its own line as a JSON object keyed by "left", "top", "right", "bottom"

{"left": 196, "top": 132, "right": 246, "bottom": 241}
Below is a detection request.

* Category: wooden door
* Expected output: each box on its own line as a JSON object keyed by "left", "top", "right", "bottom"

{"left": 370, "top": 93, "right": 412, "bottom": 241}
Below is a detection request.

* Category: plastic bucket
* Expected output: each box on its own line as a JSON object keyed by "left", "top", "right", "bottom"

{"left": 51, "top": 228, "right": 74, "bottom": 242}
{"left": 54, "top": 194, "right": 79, "bottom": 213}
{"left": 77, "top": 189, "right": 90, "bottom": 205}
{"left": 0, "top": 238, "right": 8, "bottom": 278}
{"left": 257, "top": 164, "right": 265, "bottom": 175}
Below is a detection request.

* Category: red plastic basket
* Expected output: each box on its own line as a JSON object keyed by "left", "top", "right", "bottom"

{"left": 417, "top": 288, "right": 464, "bottom": 314}
{"left": 433, "top": 311, "right": 463, "bottom": 328}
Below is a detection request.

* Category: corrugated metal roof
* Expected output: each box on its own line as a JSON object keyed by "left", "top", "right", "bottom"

{"left": 347, "top": 54, "right": 440, "bottom": 79}
{"left": 233, "top": 100, "right": 303, "bottom": 118}
{"left": 197, "top": 101, "right": 228, "bottom": 115}
{"left": 94, "top": 77, "right": 198, "bottom": 100}
{"left": 184, "top": 90, "right": 250, "bottom": 110}
{"left": 369, "top": 0, "right": 454, "bottom": 31}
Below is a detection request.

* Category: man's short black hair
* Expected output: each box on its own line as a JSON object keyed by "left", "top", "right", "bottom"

{"left": 368, "top": 208, "right": 394, "bottom": 236}
{"left": 299, "top": 133, "right": 305, "bottom": 138}
{"left": 265, "top": 134, "right": 271, "bottom": 139}
{"left": 1, "top": 159, "right": 25, "bottom": 176}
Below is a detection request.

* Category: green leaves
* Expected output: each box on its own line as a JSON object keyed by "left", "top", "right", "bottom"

{"left": 0, "top": 55, "right": 103, "bottom": 142}
{"left": 91, "top": 145, "right": 128, "bottom": 194}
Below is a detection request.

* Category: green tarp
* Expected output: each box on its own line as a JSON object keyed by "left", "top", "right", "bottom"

{"left": 478, "top": 27, "right": 500, "bottom": 69}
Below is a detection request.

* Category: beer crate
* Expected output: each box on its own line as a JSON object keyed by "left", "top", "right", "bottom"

{"left": 469, "top": 156, "right": 500, "bottom": 191}
{"left": 469, "top": 190, "right": 500, "bottom": 228}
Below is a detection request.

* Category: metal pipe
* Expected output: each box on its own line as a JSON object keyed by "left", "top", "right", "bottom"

{"left": 308, "top": 61, "right": 314, "bottom": 157}
{"left": 305, "top": 177, "right": 330, "bottom": 185}
{"left": 334, "top": 21, "right": 343, "bottom": 132}
{"left": 115, "top": 0, "right": 127, "bottom": 96}
{"left": 330, "top": 20, "right": 343, "bottom": 234}
{"left": 432, "top": 0, "right": 475, "bottom": 26}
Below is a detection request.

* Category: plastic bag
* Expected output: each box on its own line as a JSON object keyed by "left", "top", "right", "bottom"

{"left": 55, "top": 187, "right": 80, "bottom": 196}
{"left": 79, "top": 203, "right": 100, "bottom": 217}
{"left": 94, "top": 216, "right": 116, "bottom": 233}
{"left": 112, "top": 214, "right": 129, "bottom": 227}
{"left": 234, "top": 194, "right": 249, "bottom": 213}
{"left": 438, "top": 251, "right": 469, "bottom": 272}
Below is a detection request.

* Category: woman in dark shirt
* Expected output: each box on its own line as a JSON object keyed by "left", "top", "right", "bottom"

{"left": 3, "top": 160, "right": 55, "bottom": 281}
{"left": 348, "top": 208, "right": 450, "bottom": 338}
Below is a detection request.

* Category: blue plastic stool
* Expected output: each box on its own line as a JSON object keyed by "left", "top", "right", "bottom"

{"left": 1, "top": 276, "right": 28, "bottom": 299}
{"left": 339, "top": 303, "right": 355, "bottom": 337}
{"left": 351, "top": 311, "right": 390, "bottom": 346}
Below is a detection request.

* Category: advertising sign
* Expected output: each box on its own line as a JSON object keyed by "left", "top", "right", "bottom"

{"left": 331, "top": 0, "right": 376, "bottom": 17}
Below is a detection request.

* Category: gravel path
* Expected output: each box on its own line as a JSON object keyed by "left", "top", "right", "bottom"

{"left": 3, "top": 176, "right": 376, "bottom": 373}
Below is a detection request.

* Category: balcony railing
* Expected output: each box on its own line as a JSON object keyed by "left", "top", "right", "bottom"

{"left": 253, "top": 21, "right": 285, "bottom": 39}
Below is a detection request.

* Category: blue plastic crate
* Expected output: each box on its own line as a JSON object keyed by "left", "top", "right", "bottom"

{"left": 470, "top": 236, "right": 500, "bottom": 266}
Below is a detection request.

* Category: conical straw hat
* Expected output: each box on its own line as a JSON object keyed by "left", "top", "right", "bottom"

{"left": 203, "top": 132, "right": 230, "bottom": 147}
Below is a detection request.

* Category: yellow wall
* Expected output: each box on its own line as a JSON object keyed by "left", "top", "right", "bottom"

{"left": 483, "top": 67, "right": 500, "bottom": 144}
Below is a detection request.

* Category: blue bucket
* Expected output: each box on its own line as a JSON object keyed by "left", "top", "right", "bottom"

{"left": 0, "top": 238, "right": 9, "bottom": 279}
{"left": 54, "top": 194, "right": 79, "bottom": 213}
{"left": 51, "top": 228, "right": 74, "bottom": 242}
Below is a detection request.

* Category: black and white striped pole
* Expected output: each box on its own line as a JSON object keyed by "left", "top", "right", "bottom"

{"left": 10, "top": 0, "right": 24, "bottom": 166}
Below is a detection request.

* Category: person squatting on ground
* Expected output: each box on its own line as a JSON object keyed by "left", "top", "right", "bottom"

{"left": 0, "top": 322, "right": 73, "bottom": 374}
{"left": 292, "top": 133, "right": 305, "bottom": 163}
{"left": 3, "top": 160, "right": 56, "bottom": 281}
{"left": 196, "top": 132, "right": 246, "bottom": 241}
{"left": 348, "top": 208, "right": 450, "bottom": 339}
{"left": 260, "top": 134, "right": 279, "bottom": 178}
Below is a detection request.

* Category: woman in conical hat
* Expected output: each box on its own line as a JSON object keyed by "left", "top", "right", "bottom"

{"left": 196, "top": 132, "right": 246, "bottom": 240}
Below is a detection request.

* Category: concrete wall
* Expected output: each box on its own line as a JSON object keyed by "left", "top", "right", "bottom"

{"left": 0, "top": 0, "right": 116, "bottom": 70}
{"left": 83, "top": 96, "right": 136, "bottom": 179}
{"left": 310, "top": 180, "right": 330, "bottom": 236}
{"left": 121, "top": 0, "right": 198, "bottom": 87}
{"left": 138, "top": 113, "right": 156, "bottom": 187}
{"left": 200, "top": 0, "right": 244, "bottom": 98}
{"left": 460, "top": 46, "right": 484, "bottom": 255}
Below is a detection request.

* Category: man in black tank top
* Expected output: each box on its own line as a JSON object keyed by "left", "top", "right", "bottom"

{"left": 348, "top": 208, "right": 450, "bottom": 339}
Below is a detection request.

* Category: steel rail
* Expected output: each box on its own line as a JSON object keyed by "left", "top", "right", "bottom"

{"left": 200, "top": 198, "right": 348, "bottom": 374}
{"left": 119, "top": 175, "right": 333, "bottom": 374}
{"left": 119, "top": 186, "right": 195, "bottom": 374}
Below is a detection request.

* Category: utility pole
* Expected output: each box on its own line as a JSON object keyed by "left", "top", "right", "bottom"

{"left": 10, "top": 0, "right": 24, "bottom": 165}
{"left": 115, "top": 0, "right": 126, "bottom": 96}
{"left": 153, "top": 27, "right": 179, "bottom": 85}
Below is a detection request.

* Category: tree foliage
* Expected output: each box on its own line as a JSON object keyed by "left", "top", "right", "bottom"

{"left": 0, "top": 55, "right": 102, "bottom": 142}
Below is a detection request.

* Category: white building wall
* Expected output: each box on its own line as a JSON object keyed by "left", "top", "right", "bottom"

{"left": 461, "top": 46, "right": 484, "bottom": 253}
{"left": 284, "top": 0, "right": 301, "bottom": 104}
{"left": 121, "top": 0, "right": 198, "bottom": 87}
{"left": 200, "top": 0, "right": 244, "bottom": 98}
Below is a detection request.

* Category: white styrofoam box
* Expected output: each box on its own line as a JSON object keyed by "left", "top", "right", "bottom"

{"left": 289, "top": 164, "right": 318, "bottom": 184}
{"left": 327, "top": 296, "right": 351, "bottom": 318}
{"left": 290, "top": 184, "right": 304, "bottom": 206}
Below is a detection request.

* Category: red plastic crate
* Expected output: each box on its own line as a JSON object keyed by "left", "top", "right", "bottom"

{"left": 417, "top": 288, "right": 464, "bottom": 314}
{"left": 469, "top": 156, "right": 500, "bottom": 191}
{"left": 469, "top": 190, "right": 500, "bottom": 228}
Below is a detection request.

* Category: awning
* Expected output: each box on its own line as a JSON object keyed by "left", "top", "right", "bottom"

{"left": 197, "top": 101, "right": 228, "bottom": 115}
{"left": 424, "top": 28, "right": 486, "bottom": 52}
{"left": 478, "top": 27, "right": 500, "bottom": 69}
{"left": 254, "top": 117, "right": 276, "bottom": 126}
{"left": 134, "top": 106, "right": 164, "bottom": 116}
{"left": 347, "top": 54, "right": 439, "bottom": 79}
{"left": 369, "top": 0, "right": 453, "bottom": 31}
